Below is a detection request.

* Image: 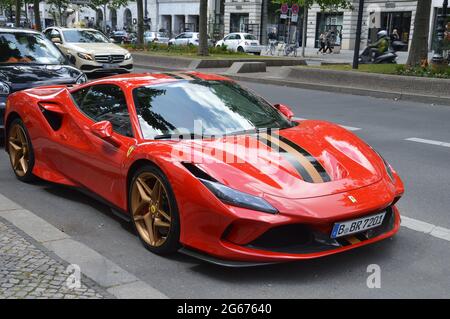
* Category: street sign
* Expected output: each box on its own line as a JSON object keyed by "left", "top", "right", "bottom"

{"left": 280, "top": 3, "right": 289, "bottom": 14}
{"left": 291, "top": 14, "right": 298, "bottom": 23}
{"left": 291, "top": 4, "right": 300, "bottom": 15}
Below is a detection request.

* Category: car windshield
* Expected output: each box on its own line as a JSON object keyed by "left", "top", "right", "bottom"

{"left": 0, "top": 32, "right": 66, "bottom": 64}
{"left": 244, "top": 34, "right": 257, "bottom": 40}
{"left": 62, "top": 29, "right": 109, "bottom": 43}
{"left": 132, "top": 80, "right": 294, "bottom": 139}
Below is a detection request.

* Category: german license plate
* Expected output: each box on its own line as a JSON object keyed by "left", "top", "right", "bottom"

{"left": 102, "top": 63, "right": 119, "bottom": 69}
{"left": 331, "top": 212, "right": 386, "bottom": 239}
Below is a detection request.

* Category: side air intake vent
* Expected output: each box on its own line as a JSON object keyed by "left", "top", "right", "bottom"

{"left": 181, "top": 162, "right": 217, "bottom": 182}
{"left": 38, "top": 103, "right": 63, "bottom": 131}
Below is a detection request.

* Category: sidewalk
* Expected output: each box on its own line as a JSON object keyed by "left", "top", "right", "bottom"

{"left": 0, "top": 194, "right": 167, "bottom": 299}
{"left": 0, "top": 218, "right": 108, "bottom": 299}
{"left": 261, "top": 47, "right": 422, "bottom": 65}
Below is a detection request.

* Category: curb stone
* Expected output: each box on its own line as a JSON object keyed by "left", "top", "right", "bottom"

{"left": 0, "top": 194, "right": 168, "bottom": 299}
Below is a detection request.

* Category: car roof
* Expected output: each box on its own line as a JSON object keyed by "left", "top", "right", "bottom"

{"left": 75, "top": 72, "right": 231, "bottom": 89}
{"left": 44, "top": 27, "right": 99, "bottom": 32}
{"left": 0, "top": 28, "right": 40, "bottom": 34}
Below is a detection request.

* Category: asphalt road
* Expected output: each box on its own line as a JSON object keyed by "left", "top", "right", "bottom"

{"left": 0, "top": 71, "right": 449, "bottom": 298}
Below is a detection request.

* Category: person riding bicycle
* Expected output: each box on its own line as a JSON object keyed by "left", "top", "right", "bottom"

{"left": 369, "top": 30, "right": 389, "bottom": 60}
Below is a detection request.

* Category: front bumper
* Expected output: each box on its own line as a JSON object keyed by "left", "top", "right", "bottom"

{"left": 183, "top": 206, "right": 400, "bottom": 265}
{"left": 243, "top": 45, "right": 262, "bottom": 53}
{"left": 76, "top": 57, "right": 133, "bottom": 74}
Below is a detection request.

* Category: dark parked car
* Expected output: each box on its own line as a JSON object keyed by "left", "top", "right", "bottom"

{"left": 110, "top": 30, "right": 133, "bottom": 44}
{"left": 0, "top": 28, "right": 87, "bottom": 130}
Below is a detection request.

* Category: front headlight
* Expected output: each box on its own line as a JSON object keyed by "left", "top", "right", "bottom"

{"left": 124, "top": 52, "right": 132, "bottom": 60}
{"left": 0, "top": 81, "right": 10, "bottom": 95}
{"left": 373, "top": 149, "right": 395, "bottom": 182}
{"left": 199, "top": 179, "right": 278, "bottom": 214}
{"left": 77, "top": 52, "right": 94, "bottom": 60}
{"left": 75, "top": 74, "right": 88, "bottom": 84}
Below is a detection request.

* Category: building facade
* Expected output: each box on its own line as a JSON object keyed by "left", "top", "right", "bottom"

{"left": 16, "top": 0, "right": 446, "bottom": 52}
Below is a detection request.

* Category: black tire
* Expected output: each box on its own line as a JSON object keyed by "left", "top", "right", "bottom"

{"left": 7, "top": 118, "right": 35, "bottom": 182}
{"left": 129, "top": 164, "right": 180, "bottom": 255}
{"left": 237, "top": 46, "right": 245, "bottom": 53}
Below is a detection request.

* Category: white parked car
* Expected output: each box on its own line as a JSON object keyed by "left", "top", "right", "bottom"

{"left": 216, "top": 33, "right": 262, "bottom": 55}
{"left": 43, "top": 27, "right": 133, "bottom": 74}
{"left": 144, "top": 31, "right": 170, "bottom": 44}
{"left": 168, "top": 32, "right": 213, "bottom": 46}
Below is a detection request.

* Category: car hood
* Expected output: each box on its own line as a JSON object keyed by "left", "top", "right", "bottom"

{"left": 0, "top": 64, "right": 81, "bottom": 92}
{"left": 171, "top": 120, "right": 386, "bottom": 200}
{"left": 66, "top": 42, "right": 129, "bottom": 55}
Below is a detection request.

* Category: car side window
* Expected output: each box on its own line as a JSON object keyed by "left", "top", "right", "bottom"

{"left": 73, "top": 84, "right": 133, "bottom": 138}
{"left": 176, "top": 33, "right": 184, "bottom": 39}
{"left": 44, "top": 29, "right": 53, "bottom": 40}
{"left": 235, "top": 34, "right": 242, "bottom": 40}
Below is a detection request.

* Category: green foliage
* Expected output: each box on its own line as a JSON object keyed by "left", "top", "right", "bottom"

{"left": 87, "top": 0, "right": 128, "bottom": 10}
{"left": 396, "top": 64, "right": 450, "bottom": 79}
{"left": 124, "top": 43, "right": 248, "bottom": 56}
{"left": 271, "top": 0, "right": 352, "bottom": 11}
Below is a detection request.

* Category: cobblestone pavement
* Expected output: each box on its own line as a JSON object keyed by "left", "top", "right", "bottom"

{"left": 0, "top": 219, "right": 111, "bottom": 299}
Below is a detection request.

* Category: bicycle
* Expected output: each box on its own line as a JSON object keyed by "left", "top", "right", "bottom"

{"left": 264, "top": 40, "right": 278, "bottom": 56}
{"left": 284, "top": 43, "right": 298, "bottom": 57}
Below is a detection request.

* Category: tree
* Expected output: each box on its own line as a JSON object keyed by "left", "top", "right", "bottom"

{"left": 270, "top": 1, "right": 352, "bottom": 56}
{"left": 47, "top": 0, "right": 69, "bottom": 26}
{"left": 87, "top": 0, "right": 128, "bottom": 32}
{"left": 15, "top": 0, "right": 20, "bottom": 27}
{"left": 261, "top": 0, "right": 269, "bottom": 45}
{"left": 137, "top": 0, "right": 144, "bottom": 45}
{"left": 33, "top": 0, "right": 41, "bottom": 30}
{"left": 407, "top": 0, "right": 432, "bottom": 67}
{"left": 198, "top": 0, "right": 208, "bottom": 56}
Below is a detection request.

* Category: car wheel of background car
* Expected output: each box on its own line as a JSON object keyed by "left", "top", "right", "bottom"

{"left": 237, "top": 46, "right": 245, "bottom": 53}
{"left": 129, "top": 164, "right": 180, "bottom": 254}
{"left": 7, "top": 118, "right": 35, "bottom": 182}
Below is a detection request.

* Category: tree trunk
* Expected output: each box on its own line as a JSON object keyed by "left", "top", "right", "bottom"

{"left": 198, "top": 0, "right": 208, "bottom": 56}
{"left": 137, "top": 0, "right": 144, "bottom": 46}
{"left": 260, "top": 0, "right": 268, "bottom": 45}
{"left": 15, "top": 0, "right": 21, "bottom": 27}
{"left": 301, "top": 7, "right": 308, "bottom": 57}
{"left": 407, "top": 0, "right": 432, "bottom": 67}
{"left": 103, "top": 4, "right": 107, "bottom": 33}
{"left": 34, "top": 0, "right": 41, "bottom": 31}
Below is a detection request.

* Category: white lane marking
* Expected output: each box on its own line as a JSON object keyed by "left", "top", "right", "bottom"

{"left": 405, "top": 137, "right": 450, "bottom": 148}
{"left": 293, "top": 117, "right": 361, "bottom": 131}
{"left": 401, "top": 216, "right": 450, "bottom": 242}
{"left": 340, "top": 125, "right": 362, "bottom": 132}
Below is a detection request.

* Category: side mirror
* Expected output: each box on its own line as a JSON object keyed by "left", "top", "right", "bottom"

{"left": 274, "top": 103, "right": 294, "bottom": 120}
{"left": 90, "top": 121, "right": 122, "bottom": 146}
{"left": 66, "top": 54, "right": 76, "bottom": 65}
{"left": 51, "top": 37, "right": 62, "bottom": 44}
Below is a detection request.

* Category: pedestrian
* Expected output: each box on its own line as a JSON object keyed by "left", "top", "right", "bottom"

{"left": 325, "top": 30, "right": 334, "bottom": 54}
{"left": 391, "top": 28, "right": 400, "bottom": 42}
{"left": 317, "top": 32, "right": 326, "bottom": 54}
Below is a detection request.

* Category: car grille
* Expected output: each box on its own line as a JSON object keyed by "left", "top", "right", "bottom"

{"left": 94, "top": 54, "right": 125, "bottom": 64}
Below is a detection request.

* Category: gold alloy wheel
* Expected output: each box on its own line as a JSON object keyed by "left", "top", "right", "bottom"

{"left": 8, "top": 123, "right": 30, "bottom": 177}
{"left": 131, "top": 172, "right": 172, "bottom": 247}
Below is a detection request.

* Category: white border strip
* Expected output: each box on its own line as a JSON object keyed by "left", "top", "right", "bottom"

{"left": 405, "top": 137, "right": 450, "bottom": 148}
{"left": 401, "top": 215, "right": 450, "bottom": 242}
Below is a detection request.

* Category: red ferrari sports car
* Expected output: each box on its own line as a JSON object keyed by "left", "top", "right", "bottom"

{"left": 4, "top": 72, "right": 404, "bottom": 266}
